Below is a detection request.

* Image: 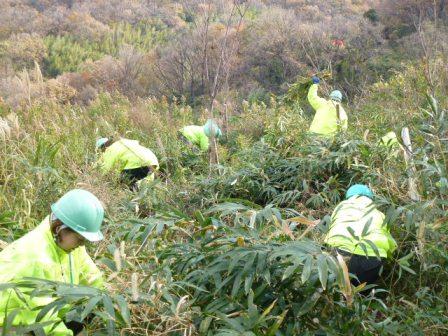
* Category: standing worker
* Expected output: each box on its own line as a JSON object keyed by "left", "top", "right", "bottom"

{"left": 0, "top": 189, "right": 105, "bottom": 335}
{"left": 324, "top": 185, "right": 397, "bottom": 288}
{"left": 308, "top": 76, "right": 348, "bottom": 136}
{"left": 178, "top": 119, "right": 222, "bottom": 152}
{"left": 96, "top": 137, "right": 159, "bottom": 189}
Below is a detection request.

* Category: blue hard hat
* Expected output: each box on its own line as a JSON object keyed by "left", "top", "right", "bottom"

{"left": 330, "top": 90, "right": 343, "bottom": 102}
{"left": 345, "top": 184, "right": 374, "bottom": 199}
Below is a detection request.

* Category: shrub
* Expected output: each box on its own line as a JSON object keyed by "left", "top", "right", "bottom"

{"left": 0, "top": 33, "right": 47, "bottom": 71}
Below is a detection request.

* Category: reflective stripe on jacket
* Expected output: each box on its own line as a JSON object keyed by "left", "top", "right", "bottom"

{"left": 179, "top": 125, "right": 209, "bottom": 151}
{"left": 0, "top": 217, "right": 104, "bottom": 335}
{"left": 324, "top": 196, "right": 397, "bottom": 258}
{"left": 308, "top": 84, "right": 348, "bottom": 135}
{"left": 100, "top": 138, "right": 159, "bottom": 173}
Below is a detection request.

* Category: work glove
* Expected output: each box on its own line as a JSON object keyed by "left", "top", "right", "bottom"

{"left": 311, "top": 76, "right": 320, "bottom": 84}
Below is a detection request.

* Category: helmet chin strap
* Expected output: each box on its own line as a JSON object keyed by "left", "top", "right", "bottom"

{"left": 54, "top": 223, "right": 70, "bottom": 243}
{"left": 56, "top": 224, "right": 69, "bottom": 233}
{"left": 51, "top": 213, "right": 69, "bottom": 234}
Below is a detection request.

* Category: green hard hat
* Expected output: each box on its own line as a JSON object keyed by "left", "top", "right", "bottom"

{"left": 203, "top": 119, "right": 222, "bottom": 138}
{"left": 346, "top": 184, "right": 373, "bottom": 199}
{"left": 329, "top": 90, "right": 343, "bottom": 102}
{"left": 51, "top": 189, "right": 104, "bottom": 242}
{"left": 96, "top": 137, "right": 109, "bottom": 149}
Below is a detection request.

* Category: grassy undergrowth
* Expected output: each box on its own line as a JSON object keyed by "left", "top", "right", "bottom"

{"left": 0, "top": 63, "right": 447, "bottom": 335}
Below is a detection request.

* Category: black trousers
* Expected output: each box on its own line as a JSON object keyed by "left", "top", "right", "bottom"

{"left": 120, "top": 166, "right": 151, "bottom": 188}
{"left": 177, "top": 132, "right": 192, "bottom": 146}
{"left": 29, "top": 321, "right": 84, "bottom": 336}
{"left": 65, "top": 321, "right": 84, "bottom": 334}
{"left": 337, "top": 249, "right": 383, "bottom": 287}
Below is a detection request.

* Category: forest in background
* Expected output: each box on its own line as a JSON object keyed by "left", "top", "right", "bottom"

{"left": 1, "top": 0, "right": 447, "bottom": 108}
{"left": 0, "top": 0, "right": 447, "bottom": 335}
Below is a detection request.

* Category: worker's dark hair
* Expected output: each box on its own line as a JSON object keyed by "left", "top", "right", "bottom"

{"left": 105, "top": 136, "right": 115, "bottom": 147}
{"left": 99, "top": 136, "right": 115, "bottom": 150}
{"left": 50, "top": 212, "right": 76, "bottom": 236}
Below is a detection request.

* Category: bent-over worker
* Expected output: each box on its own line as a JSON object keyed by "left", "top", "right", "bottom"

{"left": 96, "top": 137, "right": 159, "bottom": 188}
{"left": 0, "top": 189, "right": 105, "bottom": 335}
{"left": 325, "top": 184, "right": 397, "bottom": 288}
{"left": 178, "top": 119, "right": 222, "bottom": 152}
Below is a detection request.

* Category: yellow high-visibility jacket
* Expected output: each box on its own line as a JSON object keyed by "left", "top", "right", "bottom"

{"left": 380, "top": 131, "right": 400, "bottom": 148}
{"left": 179, "top": 125, "right": 209, "bottom": 152}
{"left": 99, "top": 138, "right": 159, "bottom": 181}
{"left": 0, "top": 217, "right": 104, "bottom": 335}
{"left": 325, "top": 196, "right": 397, "bottom": 258}
{"left": 308, "top": 84, "right": 348, "bottom": 135}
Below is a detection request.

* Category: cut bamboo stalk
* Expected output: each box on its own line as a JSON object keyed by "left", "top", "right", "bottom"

{"left": 131, "top": 272, "right": 139, "bottom": 302}
{"left": 209, "top": 137, "right": 219, "bottom": 166}
{"left": 417, "top": 221, "right": 427, "bottom": 269}
{"left": 120, "top": 241, "right": 126, "bottom": 259}
{"left": 114, "top": 248, "right": 122, "bottom": 272}
{"left": 401, "top": 128, "right": 421, "bottom": 201}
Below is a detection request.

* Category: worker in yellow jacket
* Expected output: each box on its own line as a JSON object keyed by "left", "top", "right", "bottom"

{"left": 178, "top": 119, "right": 222, "bottom": 152}
{"left": 0, "top": 189, "right": 105, "bottom": 335}
{"left": 380, "top": 131, "right": 399, "bottom": 148}
{"left": 308, "top": 76, "right": 348, "bottom": 136}
{"left": 325, "top": 184, "right": 397, "bottom": 287}
{"left": 379, "top": 131, "right": 402, "bottom": 159}
{"left": 96, "top": 137, "right": 159, "bottom": 188}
